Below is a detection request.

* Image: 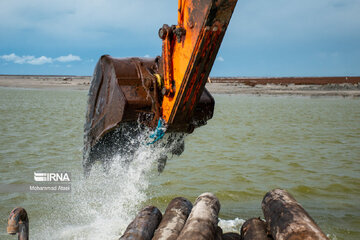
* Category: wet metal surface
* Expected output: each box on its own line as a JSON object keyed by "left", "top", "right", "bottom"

{"left": 119, "top": 206, "right": 162, "bottom": 240}
{"left": 7, "top": 207, "right": 29, "bottom": 240}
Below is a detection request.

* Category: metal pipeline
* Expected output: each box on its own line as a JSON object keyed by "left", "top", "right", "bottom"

{"left": 7, "top": 207, "right": 29, "bottom": 240}
{"left": 241, "top": 218, "right": 272, "bottom": 240}
{"left": 119, "top": 206, "right": 162, "bottom": 240}
{"left": 262, "top": 189, "right": 329, "bottom": 240}
{"left": 177, "top": 192, "right": 221, "bottom": 240}
{"left": 152, "top": 197, "right": 193, "bottom": 240}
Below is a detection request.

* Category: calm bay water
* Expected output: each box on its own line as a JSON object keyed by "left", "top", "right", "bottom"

{"left": 0, "top": 87, "right": 359, "bottom": 239}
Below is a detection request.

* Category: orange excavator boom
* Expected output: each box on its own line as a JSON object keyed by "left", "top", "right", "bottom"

{"left": 160, "top": 0, "right": 238, "bottom": 132}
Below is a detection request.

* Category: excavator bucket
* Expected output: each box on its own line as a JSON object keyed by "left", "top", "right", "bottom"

{"left": 83, "top": 0, "right": 237, "bottom": 172}
{"left": 83, "top": 56, "right": 214, "bottom": 171}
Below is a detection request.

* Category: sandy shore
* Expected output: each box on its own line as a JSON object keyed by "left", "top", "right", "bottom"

{"left": 0, "top": 75, "right": 91, "bottom": 90}
{"left": 1, "top": 75, "right": 359, "bottom": 97}
{"left": 206, "top": 82, "right": 360, "bottom": 97}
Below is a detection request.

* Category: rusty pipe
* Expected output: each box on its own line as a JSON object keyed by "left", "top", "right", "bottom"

{"left": 177, "top": 192, "right": 221, "bottom": 240}
{"left": 152, "top": 197, "right": 193, "bottom": 240}
{"left": 119, "top": 206, "right": 162, "bottom": 240}
{"left": 7, "top": 207, "right": 29, "bottom": 240}
{"left": 241, "top": 218, "right": 272, "bottom": 240}
{"left": 262, "top": 189, "right": 329, "bottom": 240}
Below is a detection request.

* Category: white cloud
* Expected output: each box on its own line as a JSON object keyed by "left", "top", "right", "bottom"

{"left": 1, "top": 53, "right": 34, "bottom": 64}
{"left": 55, "top": 54, "right": 81, "bottom": 62}
{"left": 0, "top": 53, "right": 81, "bottom": 65}
{"left": 27, "top": 56, "right": 53, "bottom": 65}
{"left": 217, "top": 56, "right": 225, "bottom": 62}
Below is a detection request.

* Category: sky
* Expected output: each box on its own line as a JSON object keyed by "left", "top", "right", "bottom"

{"left": 0, "top": 0, "right": 359, "bottom": 77}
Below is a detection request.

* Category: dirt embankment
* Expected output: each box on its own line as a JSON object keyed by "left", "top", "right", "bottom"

{"left": 0, "top": 75, "right": 359, "bottom": 97}
{"left": 0, "top": 75, "right": 91, "bottom": 90}
{"left": 210, "top": 76, "right": 360, "bottom": 86}
{"left": 206, "top": 82, "right": 360, "bottom": 97}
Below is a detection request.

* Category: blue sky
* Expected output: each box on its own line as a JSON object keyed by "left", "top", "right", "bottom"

{"left": 0, "top": 0, "right": 359, "bottom": 77}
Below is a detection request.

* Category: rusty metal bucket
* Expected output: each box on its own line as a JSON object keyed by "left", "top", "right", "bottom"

{"left": 83, "top": 55, "right": 214, "bottom": 172}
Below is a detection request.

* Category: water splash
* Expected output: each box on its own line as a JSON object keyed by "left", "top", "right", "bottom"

{"left": 218, "top": 217, "right": 245, "bottom": 234}
{"left": 33, "top": 128, "right": 182, "bottom": 240}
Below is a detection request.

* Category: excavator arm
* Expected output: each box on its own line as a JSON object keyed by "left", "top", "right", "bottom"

{"left": 83, "top": 0, "right": 238, "bottom": 171}
{"left": 160, "top": 0, "right": 238, "bottom": 131}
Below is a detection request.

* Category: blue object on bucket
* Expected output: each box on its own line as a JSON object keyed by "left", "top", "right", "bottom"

{"left": 147, "top": 119, "right": 166, "bottom": 145}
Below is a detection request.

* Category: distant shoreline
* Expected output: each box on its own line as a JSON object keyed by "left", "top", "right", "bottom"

{"left": 0, "top": 75, "right": 359, "bottom": 97}
{"left": 0, "top": 75, "right": 91, "bottom": 90}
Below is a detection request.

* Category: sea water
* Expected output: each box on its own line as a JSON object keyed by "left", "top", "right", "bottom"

{"left": 0, "top": 87, "right": 359, "bottom": 239}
